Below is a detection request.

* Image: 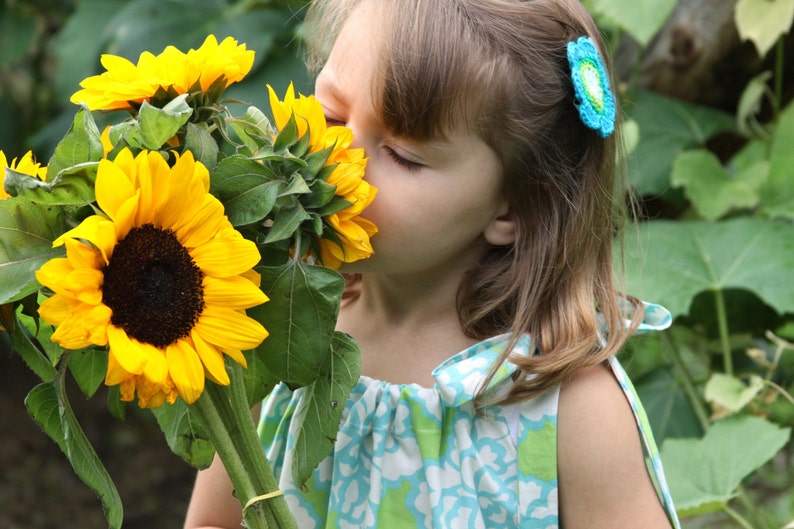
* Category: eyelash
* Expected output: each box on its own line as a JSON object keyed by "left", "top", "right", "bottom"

{"left": 385, "top": 147, "right": 422, "bottom": 172}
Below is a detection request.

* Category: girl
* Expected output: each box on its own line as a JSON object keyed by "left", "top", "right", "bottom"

{"left": 185, "top": 0, "right": 680, "bottom": 528}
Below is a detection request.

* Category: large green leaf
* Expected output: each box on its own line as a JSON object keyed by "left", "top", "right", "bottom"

{"left": 290, "top": 331, "right": 361, "bottom": 488}
{"left": 26, "top": 379, "right": 124, "bottom": 529}
{"left": 661, "top": 414, "right": 791, "bottom": 516}
{"left": 760, "top": 99, "right": 794, "bottom": 219}
{"left": 621, "top": 217, "right": 794, "bottom": 319}
{"left": 735, "top": 0, "right": 794, "bottom": 57}
{"left": 67, "top": 348, "right": 108, "bottom": 399}
{"left": 590, "top": 0, "right": 677, "bottom": 46}
{"left": 670, "top": 149, "right": 767, "bottom": 220}
{"left": 627, "top": 90, "right": 734, "bottom": 196}
{"left": 0, "top": 199, "right": 66, "bottom": 304}
{"left": 251, "top": 262, "right": 344, "bottom": 387}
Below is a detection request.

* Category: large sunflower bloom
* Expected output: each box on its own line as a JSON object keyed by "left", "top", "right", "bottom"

{"left": 35, "top": 148, "right": 268, "bottom": 407}
{"left": 71, "top": 35, "right": 254, "bottom": 112}
{"left": 267, "top": 84, "right": 377, "bottom": 269}
{"left": 1, "top": 150, "right": 47, "bottom": 199}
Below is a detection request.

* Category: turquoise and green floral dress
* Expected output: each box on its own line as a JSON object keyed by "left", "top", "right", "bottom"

{"left": 258, "top": 303, "right": 681, "bottom": 528}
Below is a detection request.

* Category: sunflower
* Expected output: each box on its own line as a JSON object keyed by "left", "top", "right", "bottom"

{"left": 35, "top": 148, "right": 268, "bottom": 407}
{"left": 267, "top": 84, "right": 377, "bottom": 269}
{"left": 71, "top": 35, "right": 255, "bottom": 112}
{"left": 1, "top": 150, "right": 47, "bottom": 199}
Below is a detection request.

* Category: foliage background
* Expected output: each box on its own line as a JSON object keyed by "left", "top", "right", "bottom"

{"left": 1, "top": 0, "right": 793, "bottom": 527}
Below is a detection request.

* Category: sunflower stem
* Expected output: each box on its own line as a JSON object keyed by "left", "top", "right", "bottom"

{"left": 197, "top": 375, "right": 298, "bottom": 529}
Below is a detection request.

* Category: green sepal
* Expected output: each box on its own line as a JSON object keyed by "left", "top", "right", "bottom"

{"left": 273, "top": 113, "right": 299, "bottom": 152}
{"left": 265, "top": 202, "right": 311, "bottom": 244}
{"left": 227, "top": 105, "right": 276, "bottom": 154}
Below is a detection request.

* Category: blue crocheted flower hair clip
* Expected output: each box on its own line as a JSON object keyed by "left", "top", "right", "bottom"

{"left": 567, "top": 36, "right": 616, "bottom": 138}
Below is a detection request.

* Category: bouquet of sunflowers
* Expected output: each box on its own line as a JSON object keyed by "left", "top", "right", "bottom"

{"left": 0, "top": 35, "right": 376, "bottom": 529}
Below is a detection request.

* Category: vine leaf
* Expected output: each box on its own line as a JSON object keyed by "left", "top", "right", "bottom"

{"left": 620, "top": 217, "right": 794, "bottom": 319}
{"left": 661, "top": 414, "right": 791, "bottom": 516}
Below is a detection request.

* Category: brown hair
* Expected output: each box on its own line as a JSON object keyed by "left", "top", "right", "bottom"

{"left": 305, "top": 0, "right": 643, "bottom": 404}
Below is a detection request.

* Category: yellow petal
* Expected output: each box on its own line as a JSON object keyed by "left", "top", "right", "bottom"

{"left": 190, "top": 237, "right": 261, "bottom": 278}
{"left": 191, "top": 331, "right": 230, "bottom": 386}
{"left": 107, "top": 324, "right": 151, "bottom": 375}
{"left": 95, "top": 157, "right": 136, "bottom": 219}
{"left": 194, "top": 306, "right": 268, "bottom": 351}
{"left": 166, "top": 339, "right": 205, "bottom": 404}
{"left": 202, "top": 275, "right": 268, "bottom": 310}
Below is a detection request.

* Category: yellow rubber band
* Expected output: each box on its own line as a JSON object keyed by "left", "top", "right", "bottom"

{"left": 243, "top": 490, "right": 285, "bottom": 514}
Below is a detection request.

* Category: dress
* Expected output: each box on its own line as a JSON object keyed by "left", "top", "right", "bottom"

{"left": 258, "top": 303, "right": 680, "bottom": 528}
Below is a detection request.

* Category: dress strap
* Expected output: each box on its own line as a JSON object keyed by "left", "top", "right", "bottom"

{"left": 608, "top": 356, "right": 681, "bottom": 529}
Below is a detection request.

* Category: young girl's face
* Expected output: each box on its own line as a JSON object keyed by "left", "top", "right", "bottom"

{"left": 316, "top": 1, "right": 513, "bottom": 279}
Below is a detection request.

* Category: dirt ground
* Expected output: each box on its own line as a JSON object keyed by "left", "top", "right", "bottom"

{"left": 0, "top": 349, "right": 197, "bottom": 529}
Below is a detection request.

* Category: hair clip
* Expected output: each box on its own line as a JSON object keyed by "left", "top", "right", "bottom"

{"left": 566, "top": 36, "right": 615, "bottom": 138}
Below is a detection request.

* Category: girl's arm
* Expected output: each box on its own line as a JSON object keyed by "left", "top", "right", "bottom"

{"left": 557, "top": 363, "right": 673, "bottom": 529}
{"left": 182, "top": 452, "right": 244, "bottom": 529}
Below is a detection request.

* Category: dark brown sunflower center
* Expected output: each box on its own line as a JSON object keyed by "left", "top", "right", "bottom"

{"left": 102, "top": 224, "right": 204, "bottom": 347}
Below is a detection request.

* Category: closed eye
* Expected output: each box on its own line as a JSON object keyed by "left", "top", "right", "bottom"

{"left": 325, "top": 116, "right": 346, "bottom": 127}
{"left": 384, "top": 147, "right": 423, "bottom": 172}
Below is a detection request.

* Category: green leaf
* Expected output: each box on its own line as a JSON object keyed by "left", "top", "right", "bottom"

{"left": 26, "top": 380, "right": 124, "bottom": 528}
{"left": 0, "top": 199, "right": 66, "bottom": 304}
{"left": 4, "top": 310, "right": 57, "bottom": 382}
{"left": 135, "top": 96, "right": 192, "bottom": 150}
{"left": 265, "top": 202, "right": 311, "bottom": 244}
{"left": 211, "top": 155, "right": 280, "bottom": 226}
{"left": 735, "top": 0, "right": 794, "bottom": 57}
{"left": 621, "top": 217, "right": 794, "bottom": 318}
{"left": 737, "top": 71, "right": 773, "bottom": 136}
{"left": 242, "top": 348, "right": 280, "bottom": 405}
{"left": 47, "top": 106, "right": 103, "bottom": 180}
{"left": 661, "top": 415, "right": 791, "bottom": 516}
{"left": 184, "top": 122, "right": 219, "bottom": 169}
{"left": 670, "top": 149, "right": 767, "bottom": 220}
{"left": 634, "top": 368, "right": 703, "bottom": 443}
{"left": 228, "top": 106, "right": 276, "bottom": 153}
{"left": 251, "top": 262, "right": 345, "bottom": 387}
{"left": 627, "top": 90, "right": 735, "bottom": 196}
{"left": 151, "top": 398, "right": 216, "bottom": 469}
{"left": 590, "top": 0, "right": 677, "bottom": 46}
{"left": 6, "top": 162, "right": 98, "bottom": 206}
{"left": 760, "top": 100, "right": 794, "bottom": 219}
{"left": 67, "top": 348, "right": 108, "bottom": 399}
{"left": 704, "top": 373, "right": 765, "bottom": 415}
{"left": 290, "top": 331, "right": 361, "bottom": 488}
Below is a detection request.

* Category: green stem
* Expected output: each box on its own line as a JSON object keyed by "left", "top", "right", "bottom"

{"left": 193, "top": 385, "right": 270, "bottom": 529}
{"left": 722, "top": 503, "right": 757, "bottom": 529}
{"left": 226, "top": 362, "right": 298, "bottom": 528}
{"left": 662, "top": 332, "right": 711, "bottom": 431}
{"left": 200, "top": 378, "right": 298, "bottom": 529}
{"left": 773, "top": 36, "right": 784, "bottom": 121}
{"left": 713, "top": 288, "right": 733, "bottom": 376}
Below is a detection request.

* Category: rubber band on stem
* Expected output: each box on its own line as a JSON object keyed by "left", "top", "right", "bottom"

{"left": 242, "top": 490, "right": 285, "bottom": 515}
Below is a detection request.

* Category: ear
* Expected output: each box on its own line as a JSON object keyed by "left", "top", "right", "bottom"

{"left": 483, "top": 199, "right": 517, "bottom": 246}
